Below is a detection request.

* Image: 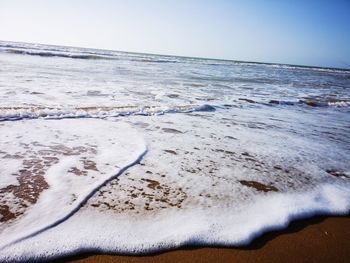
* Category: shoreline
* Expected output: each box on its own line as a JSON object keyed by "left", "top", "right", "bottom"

{"left": 52, "top": 214, "right": 350, "bottom": 263}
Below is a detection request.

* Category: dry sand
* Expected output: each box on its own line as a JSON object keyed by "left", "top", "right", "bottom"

{"left": 52, "top": 215, "right": 349, "bottom": 263}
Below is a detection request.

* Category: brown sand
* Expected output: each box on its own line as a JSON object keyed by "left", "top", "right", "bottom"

{"left": 53, "top": 215, "right": 350, "bottom": 263}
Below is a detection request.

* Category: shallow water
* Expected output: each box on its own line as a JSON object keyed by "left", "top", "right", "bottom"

{"left": 0, "top": 40, "right": 349, "bottom": 261}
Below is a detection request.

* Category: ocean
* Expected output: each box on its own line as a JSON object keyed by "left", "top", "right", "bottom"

{"left": 0, "top": 40, "right": 349, "bottom": 261}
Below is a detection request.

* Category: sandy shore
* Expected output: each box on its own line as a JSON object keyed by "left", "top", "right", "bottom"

{"left": 52, "top": 215, "right": 349, "bottom": 263}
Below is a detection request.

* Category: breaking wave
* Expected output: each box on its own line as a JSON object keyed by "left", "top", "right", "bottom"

{"left": 0, "top": 104, "right": 216, "bottom": 121}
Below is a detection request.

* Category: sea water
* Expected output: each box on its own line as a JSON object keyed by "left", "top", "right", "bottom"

{"left": 0, "top": 40, "right": 349, "bottom": 261}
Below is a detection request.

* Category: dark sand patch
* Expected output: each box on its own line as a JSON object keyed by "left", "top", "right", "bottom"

{"left": 164, "top": 150, "right": 177, "bottom": 155}
{"left": 304, "top": 100, "right": 319, "bottom": 107}
{"left": 326, "top": 170, "right": 348, "bottom": 178}
{"left": 0, "top": 158, "right": 51, "bottom": 204}
{"left": 0, "top": 143, "right": 98, "bottom": 222}
{"left": 239, "top": 180, "right": 279, "bottom": 192}
{"left": 269, "top": 100, "right": 281, "bottom": 104}
{"left": 83, "top": 160, "right": 99, "bottom": 171}
{"left": 68, "top": 167, "right": 88, "bottom": 176}
{"left": 142, "top": 179, "right": 161, "bottom": 190}
{"left": 0, "top": 205, "right": 16, "bottom": 222}
{"left": 90, "top": 177, "right": 187, "bottom": 212}
{"left": 0, "top": 158, "right": 50, "bottom": 221}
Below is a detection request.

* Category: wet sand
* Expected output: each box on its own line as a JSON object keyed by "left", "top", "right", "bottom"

{"left": 53, "top": 215, "right": 349, "bottom": 263}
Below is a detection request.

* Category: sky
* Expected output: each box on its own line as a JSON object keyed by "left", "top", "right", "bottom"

{"left": 0, "top": 0, "right": 349, "bottom": 69}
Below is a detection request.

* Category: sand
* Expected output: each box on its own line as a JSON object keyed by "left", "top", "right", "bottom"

{"left": 52, "top": 215, "right": 349, "bottom": 263}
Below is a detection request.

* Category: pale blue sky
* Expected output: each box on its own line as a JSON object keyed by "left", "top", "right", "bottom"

{"left": 1, "top": 0, "right": 349, "bottom": 68}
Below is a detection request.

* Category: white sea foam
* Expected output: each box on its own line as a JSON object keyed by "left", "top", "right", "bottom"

{"left": 2, "top": 109, "right": 348, "bottom": 261}
{"left": 327, "top": 101, "right": 350, "bottom": 107}
{"left": 0, "top": 105, "right": 215, "bottom": 121}
{"left": 0, "top": 119, "right": 146, "bottom": 249}
{"left": 0, "top": 182, "right": 349, "bottom": 262}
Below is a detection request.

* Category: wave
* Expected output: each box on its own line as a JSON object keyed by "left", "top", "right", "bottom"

{"left": 2, "top": 48, "right": 181, "bottom": 63}
{"left": 268, "top": 99, "right": 350, "bottom": 108}
{"left": 0, "top": 104, "right": 216, "bottom": 121}
{"left": 230, "top": 61, "right": 350, "bottom": 74}
{"left": 236, "top": 98, "right": 350, "bottom": 108}
{"left": 1, "top": 98, "right": 348, "bottom": 122}
{"left": 132, "top": 58, "right": 178, "bottom": 63}
{"left": 2, "top": 48, "right": 114, "bottom": 60}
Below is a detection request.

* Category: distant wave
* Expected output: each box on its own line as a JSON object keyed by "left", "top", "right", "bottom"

{"left": 268, "top": 99, "right": 350, "bottom": 108}
{"left": 236, "top": 97, "right": 350, "bottom": 108}
{"left": 132, "top": 58, "right": 178, "bottom": 63}
{"left": 229, "top": 61, "right": 350, "bottom": 74}
{"left": 264, "top": 63, "right": 350, "bottom": 74}
{"left": 0, "top": 42, "right": 67, "bottom": 53}
{"left": 2, "top": 48, "right": 182, "bottom": 63}
{"left": 0, "top": 104, "right": 216, "bottom": 121}
{"left": 2, "top": 48, "right": 114, "bottom": 60}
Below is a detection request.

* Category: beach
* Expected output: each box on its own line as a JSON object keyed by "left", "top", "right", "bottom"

{"left": 57, "top": 216, "right": 350, "bottom": 263}
{"left": 0, "top": 41, "right": 349, "bottom": 262}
